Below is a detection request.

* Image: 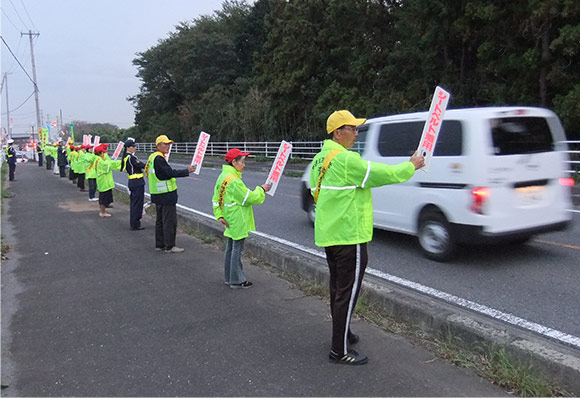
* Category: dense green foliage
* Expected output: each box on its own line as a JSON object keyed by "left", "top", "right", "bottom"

{"left": 129, "top": 0, "right": 580, "bottom": 141}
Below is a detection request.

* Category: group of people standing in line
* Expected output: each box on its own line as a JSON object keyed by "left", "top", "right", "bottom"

{"left": 29, "top": 109, "right": 424, "bottom": 366}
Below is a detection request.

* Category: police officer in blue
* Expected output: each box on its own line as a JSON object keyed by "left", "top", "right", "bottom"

{"left": 122, "top": 138, "right": 146, "bottom": 230}
{"left": 5, "top": 139, "right": 17, "bottom": 181}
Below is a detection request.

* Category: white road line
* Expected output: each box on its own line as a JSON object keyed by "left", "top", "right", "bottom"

{"left": 115, "top": 182, "right": 580, "bottom": 349}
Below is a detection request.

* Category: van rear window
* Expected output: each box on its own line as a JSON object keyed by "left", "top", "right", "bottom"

{"left": 490, "top": 117, "right": 554, "bottom": 155}
{"left": 378, "top": 120, "right": 462, "bottom": 157}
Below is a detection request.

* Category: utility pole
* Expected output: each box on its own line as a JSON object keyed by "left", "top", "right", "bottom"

{"left": 22, "top": 31, "right": 41, "bottom": 133}
{"left": 2, "top": 73, "right": 11, "bottom": 139}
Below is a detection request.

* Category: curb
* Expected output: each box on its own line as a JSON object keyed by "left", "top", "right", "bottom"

{"left": 115, "top": 185, "right": 580, "bottom": 394}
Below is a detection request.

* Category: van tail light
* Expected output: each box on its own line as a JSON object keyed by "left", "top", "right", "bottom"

{"left": 559, "top": 178, "right": 574, "bottom": 187}
{"left": 470, "top": 187, "right": 490, "bottom": 215}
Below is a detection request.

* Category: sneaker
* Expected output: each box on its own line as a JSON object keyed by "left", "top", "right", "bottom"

{"left": 155, "top": 247, "right": 164, "bottom": 251}
{"left": 329, "top": 349, "right": 368, "bottom": 365}
{"left": 348, "top": 333, "right": 360, "bottom": 345}
{"left": 164, "top": 246, "right": 184, "bottom": 253}
{"left": 230, "top": 281, "right": 253, "bottom": 289}
{"left": 99, "top": 213, "right": 112, "bottom": 217}
{"left": 88, "top": 198, "right": 98, "bottom": 201}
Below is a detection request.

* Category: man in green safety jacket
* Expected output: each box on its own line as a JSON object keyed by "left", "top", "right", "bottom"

{"left": 310, "top": 110, "right": 425, "bottom": 365}
{"left": 144, "top": 134, "right": 195, "bottom": 253}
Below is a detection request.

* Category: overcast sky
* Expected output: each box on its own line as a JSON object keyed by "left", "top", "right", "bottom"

{"left": 1, "top": 0, "right": 228, "bottom": 134}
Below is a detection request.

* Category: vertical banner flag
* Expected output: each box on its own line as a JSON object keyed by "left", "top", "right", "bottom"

{"left": 69, "top": 123, "right": 75, "bottom": 143}
{"left": 264, "top": 140, "right": 292, "bottom": 196}
{"left": 191, "top": 131, "right": 210, "bottom": 175}
{"left": 416, "top": 86, "right": 450, "bottom": 172}
{"left": 42, "top": 128, "right": 49, "bottom": 145}
{"left": 93, "top": 135, "right": 100, "bottom": 147}
{"left": 39, "top": 128, "right": 46, "bottom": 145}
{"left": 82, "top": 135, "right": 88, "bottom": 146}
{"left": 111, "top": 141, "right": 124, "bottom": 160}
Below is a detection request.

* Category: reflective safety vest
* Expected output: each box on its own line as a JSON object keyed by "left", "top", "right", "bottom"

{"left": 309, "top": 139, "right": 415, "bottom": 247}
{"left": 146, "top": 152, "right": 177, "bottom": 194}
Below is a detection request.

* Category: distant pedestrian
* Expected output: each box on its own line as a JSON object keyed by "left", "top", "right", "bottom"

{"left": 94, "top": 144, "right": 122, "bottom": 217}
{"left": 36, "top": 142, "right": 44, "bottom": 167}
{"left": 122, "top": 138, "right": 146, "bottom": 230}
{"left": 212, "top": 148, "right": 271, "bottom": 289}
{"left": 5, "top": 139, "right": 16, "bottom": 181}
{"left": 144, "top": 135, "right": 195, "bottom": 253}
{"left": 57, "top": 141, "right": 68, "bottom": 177}
{"left": 310, "top": 110, "right": 424, "bottom": 365}
{"left": 76, "top": 146, "right": 87, "bottom": 192}
{"left": 85, "top": 145, "right": 99, "bottom": 201}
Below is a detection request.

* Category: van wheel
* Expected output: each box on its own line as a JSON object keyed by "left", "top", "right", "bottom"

{"left": 418, "top": 212, "right": 455, "bottom": 262}
{"left": 307, "top": 203, "right": 316, "bottom": 224}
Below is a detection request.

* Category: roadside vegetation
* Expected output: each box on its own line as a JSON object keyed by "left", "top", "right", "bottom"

{"left": 1, "top": 163, "right": 12, "bottom": 259}
{"left": 127, "top": 0, "right": 579, "bottom": 144}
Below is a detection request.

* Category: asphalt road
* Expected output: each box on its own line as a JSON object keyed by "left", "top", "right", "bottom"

{"left": 113, "top": 162, "right": 580, "bottom": 343}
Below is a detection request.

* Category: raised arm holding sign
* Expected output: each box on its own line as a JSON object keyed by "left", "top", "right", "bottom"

{"left": 265, "top": 140, "right": 292, "bottom": 196}
{"left": 416, "top": 86, "right": 450, "bottom": 172}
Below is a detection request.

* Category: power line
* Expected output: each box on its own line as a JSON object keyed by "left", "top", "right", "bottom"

{"left": 8, "top": 0, "right": 30, "bottom": 31}
{"left": 19, "top": 0, "right": 37, "bottom": 31}
{"left": 0, "top": 90, "right": 35, "bottom": 113}
{"left": 0, "top": 35, "right": 37, "bottom": 89}
{"left": 1, "top": 7, "right": 22, "bottom": 31}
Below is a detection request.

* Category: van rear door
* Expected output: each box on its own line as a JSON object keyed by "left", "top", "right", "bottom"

{"left": 481, "top": 111, "right": 572, "bottom": 233}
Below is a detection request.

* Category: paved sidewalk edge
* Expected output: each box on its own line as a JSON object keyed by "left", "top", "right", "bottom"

{"left": 116, "top": 186, "right": 580, "bottom": 394}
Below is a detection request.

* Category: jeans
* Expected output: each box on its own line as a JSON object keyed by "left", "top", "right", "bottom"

{"left": 224, "top": 238, "right": 246, "bottom": 285}
{"left": 88, "top": 178, "right": 97, "bottom": 199}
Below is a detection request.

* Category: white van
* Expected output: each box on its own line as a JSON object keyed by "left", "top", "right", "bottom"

{"left": 301, "top": 107, "right": 574, "bottom": 261}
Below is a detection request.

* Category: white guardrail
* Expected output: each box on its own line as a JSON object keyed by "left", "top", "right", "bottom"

{"left": 118, "top": 140, "right": 580, "bottom": 175}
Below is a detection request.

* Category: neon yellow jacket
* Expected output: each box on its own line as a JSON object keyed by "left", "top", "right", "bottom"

{"left": 85, "top": 152, "right": 98, "bottom": 179}
{"left": 95, "top": 154, "right": 122, "bottom": 191}
{"left": 309, "top": 139, "right": 415, "bottom": 247}
{"left": 212, "top": 164, "right": 266, "bottom": 240}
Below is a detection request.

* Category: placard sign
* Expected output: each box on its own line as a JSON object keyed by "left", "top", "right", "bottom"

{"left": 265, "top": 140, "right": 292, "bottom": 196}
{"left": 111, "top": 141, "right": 124, "bottom": 160}
{"left": 93, "top": 135, "right": 100, "bottom": 147}
{"left": 165, "top": 144, "right": 172, "bottom": 161}
{"left": 416, "top": 86, "right": 450, "bottom": 172}
{"left": 191, "top": 131, "right": 210, "bottom": 175}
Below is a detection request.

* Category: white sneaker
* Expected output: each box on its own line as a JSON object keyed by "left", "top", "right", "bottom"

{"left": 164, "top": 246, "right": 184, "bottom": 253}
{"left": 89, "top": 198, "right": 98, "bottom": 201}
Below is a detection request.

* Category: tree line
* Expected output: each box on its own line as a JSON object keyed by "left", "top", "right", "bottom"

{"left": 125, "top": 0, "right": 580, "bottom": 142}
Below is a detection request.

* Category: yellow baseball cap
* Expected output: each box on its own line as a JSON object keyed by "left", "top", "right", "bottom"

{"left": 326, "top": 110, "right": 366, "bottom": 134}
{"left": 155, "top": 135, "right": 174, "bottom": 146}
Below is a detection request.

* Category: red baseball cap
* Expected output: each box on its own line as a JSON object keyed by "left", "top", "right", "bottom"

{"left": 225, "top": 148, "right": 250, "bottom": 163}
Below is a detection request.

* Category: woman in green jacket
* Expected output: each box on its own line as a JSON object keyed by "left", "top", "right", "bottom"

{"left": 94, "top": 143, "right": 122, "bottom": 217}
{"left": 212, "top": 148, "right": 271, "bottom": 289}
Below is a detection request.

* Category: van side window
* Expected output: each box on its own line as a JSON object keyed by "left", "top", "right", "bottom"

{"left": 352, "top": 126, "right": 368, "bottom": 154}
{"left": 490, "top": 117, "right": 554, "bottom": 155}
{"left": 378, "top": 120, "right": 463, "bottom": 156}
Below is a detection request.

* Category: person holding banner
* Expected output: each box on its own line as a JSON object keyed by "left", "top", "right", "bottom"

{"left": 212, "top": 148, "right": 271, "bottom": 289}
{"left": 94, "top": 143, "right": 122, "bottom": 217}
{"left": 85, "top": 145, "right": 99, "bottom": 201}
{"left": 121, "top": 138, "right": 146, "bottom": 230}
{"left": 145, "top": 135, "right": 196, "bottom": 253}
{"left": 310, "top": 110, "right": 424, "bottom": 366}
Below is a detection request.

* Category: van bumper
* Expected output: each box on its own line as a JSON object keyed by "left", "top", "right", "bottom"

{"left": 451, "top": 219, "right": 572, "bottom": 244}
